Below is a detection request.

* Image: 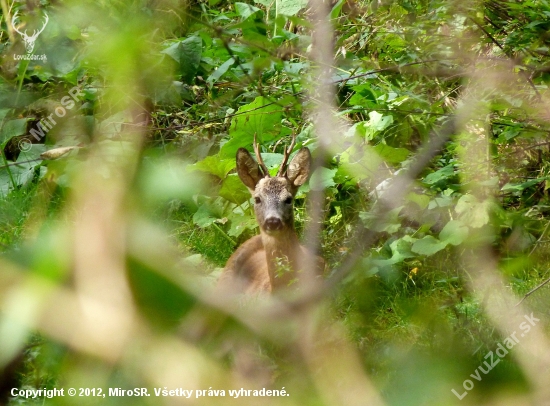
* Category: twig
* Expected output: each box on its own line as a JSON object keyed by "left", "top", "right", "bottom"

{"left": 0, "top": 158, "right": 42, "bottom": 170}
{"left": 529, "top": 220, "right": 550, "bottom": 257}
{"left": 332, "top": 59, "right": 460, "bottom": 84}
{"left": 516, "top": 275, "right": 550, "bottom": 307}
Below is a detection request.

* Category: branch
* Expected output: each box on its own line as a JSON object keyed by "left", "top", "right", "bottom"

{"left": 516, "top": 275, "right": 550, "bottom": 307}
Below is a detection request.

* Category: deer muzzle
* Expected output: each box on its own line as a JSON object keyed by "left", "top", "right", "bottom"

{"left": 263, "top": 216, "right": 284, "bottom": 232}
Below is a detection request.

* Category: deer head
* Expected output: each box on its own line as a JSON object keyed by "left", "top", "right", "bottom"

{"left": 236, "top": 135, "right": 311, "bottom": 235}
{"left": 12, "top": 11, "right": 49, "bottom": 54}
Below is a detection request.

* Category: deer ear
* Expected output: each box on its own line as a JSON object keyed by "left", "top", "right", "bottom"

{"left": 236, "top": 148, "right": 263, "bottom": 191}
{"left": 287, "top": 147, "right": 311, "bottom": 187}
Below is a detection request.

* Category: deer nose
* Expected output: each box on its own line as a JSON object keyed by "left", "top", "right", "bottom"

{"left": 264, "top": 217, "right": 283, "bottom": 231}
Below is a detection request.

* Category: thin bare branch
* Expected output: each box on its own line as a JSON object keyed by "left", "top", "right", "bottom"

{"left": 516, "top": 274, "right": 550, "bottom": 307}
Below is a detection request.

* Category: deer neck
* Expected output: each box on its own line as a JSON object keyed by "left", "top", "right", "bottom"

{"left": 260, "top": 228, "right": 300, "bottom": 290}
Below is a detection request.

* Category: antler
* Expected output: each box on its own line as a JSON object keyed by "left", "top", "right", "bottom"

{"left": 277, "top": 133, "right": 297, "bottom": 177}
{"left": 253, "top": 133, "right": 270, "bottom": 178}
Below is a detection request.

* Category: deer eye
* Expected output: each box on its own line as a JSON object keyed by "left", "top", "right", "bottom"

{"left": 254, "top": 197, "right": 261, "bottom": 204}
{"left": 284, "top": 196, "right": 293, "bottom": 205}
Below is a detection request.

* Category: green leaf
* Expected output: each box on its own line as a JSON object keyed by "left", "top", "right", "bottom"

{"left": 219, "top": 96, "right": 283, "bottom": 158}
{"left": 368, "top": 111, "right": 393, "bottom": 132}
{"left": 219, "top": 174, "right": 251, "bottom": 204}
{"left": 411, "top": 236, "right": 448, "bottom": 256}
{"left": 423, "top": 164, "right": 455, "bottom": 185}
{"left": 97, "top": 111, "right": 132, "bottom": 138}
{"left": 339, "top": 144, "right": 383, "bottom": 180}
{"left": 17, "top": 143, "right": 47, "bottom": 163}
{"left": 0, "top": 119, "right": 28, "bottom": 143}
{"left": 455, "top": 194, "right": 476, "bottom": 215}
{"left": 0, "top": 169, "right": 13, "bottom": 196}
{"left": 162, "top": 36, "right": 202, "bottom": 84}
{"left": 456, "top": 195, "right": 491, "bottom": 228}
{"left": 406, "top": 192, "right": 430, "bottom": 210}
{"left": 235, "top": 2, "right": 261, "bottom": 19}
{"left": 373, "top": 144, "right": 409, "bottom": 164}
{"left": 345, "top": 121, "right": 367, "bottom": 138}
{"left": 277, "top": 0, "right": 308, "bottom": 16}
{"left": 309, "top": 167, "right": 336, "bottom": 191}
{"left": 227, "top": 211, "right": 258, "bottom": 238}
{"left": 330, "top": 0, "right": 345, "bottom": 19}
{"left": 206, "top": 57, "right": 235, "bottom": 84}
{"left": 139, "top": 158, "right": 200, "bottom": 204}
{"left": 192, "top": 205, "right": 219, "bottom": 228}
{"left": 501, "top": 178, "right": 544, "bottom": 192}
{"left": 258, "top": 153, "right": 284, "bottom": 174}
{"left": 128, "top": 257, "right": 195, "bottom": 329}
{"left": 193, "top": 155, "right": 236, "bottom": 179}
{"left": 439, "top": 220, "right": 469, "bottom": 246}
{"left": 5, "top": 144, "right": 47, "bottom": 191}
{"left": 349, "top": 83, "right": 379, "bottom": 108}
{"left": 388, "top": 236, "right": 416, "bottom": 263}
{"left": 359, "top": 206, "right": 403, "bottom": 233}
{"left": 192, "top": 198, "right": 225, "bottom": 228}
{"left": 428, "top": 195, "right": 453, "bottom": 209}
{"left": 0, "top": 109, "right": 10, "bottom": 125}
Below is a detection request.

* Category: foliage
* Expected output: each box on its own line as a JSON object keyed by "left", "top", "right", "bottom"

{"left": 1, "top": 0, "right": 550, "bottom": 405}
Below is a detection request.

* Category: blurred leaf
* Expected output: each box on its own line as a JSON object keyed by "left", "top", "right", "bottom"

{"left": 139, "top": 158, "right": 200, "bottom": 204}
{"left": 97, "top": 111, "right": 132, "bottom": 138}
{"left": 501, "top": 178, "right": 544, "bottom": 192}
{"left": 456, "top": 194, "right": 491, "bottom": 228}
{"left": 310, "top": 167, "right": 337, "bottom": 191}
{"left": 373, "top": 144, "right": 409, "bottom": 164}
{"left": 235, "top": 2, "right": 261, "bottom": 19}
{"left": 439, "top": 220, "right": 469, "bottom": 246}
{"left": 359, "top": 206, "right": 403, "bottom": 233}
{"left": 0, "top": 119, "right": 28, "bottom": 144}
{"left": 407, "top": 192, "right": 431, "bottom": 210}
{"left": 128, "top": 257, "right": 196, "bottom": 329}
{"left": 411, "top": 235, "right": 448, "bottom": 256}
{"left": 277, "top": 0, "right": 308, "bottom": 16}
{"left": 423, "top": 164, "right": 455, "bottom": 185}
{"left": 377, "top": 236, "right": 417, "bottom": 265}
{"left": 0, "top": 109, "right": 10, "bottom": 124}
{"left": 162, "top": 36, "right": 202, "bottom": 84}
{"left": 330, "top": 0, "right": 346, "bottom": 19}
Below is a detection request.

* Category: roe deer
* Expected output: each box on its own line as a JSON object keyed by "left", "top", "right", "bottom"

{"left": 218, "top": 136, "right": 324, "bottom": 294}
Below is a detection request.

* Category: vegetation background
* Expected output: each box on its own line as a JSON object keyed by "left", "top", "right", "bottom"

{"left": 1, "top": 0, "right": 550, "bottom": 405}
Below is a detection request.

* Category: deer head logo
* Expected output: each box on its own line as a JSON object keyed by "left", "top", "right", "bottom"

{"left": 12, "top": 11, "right": 49, "bottom": 54}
